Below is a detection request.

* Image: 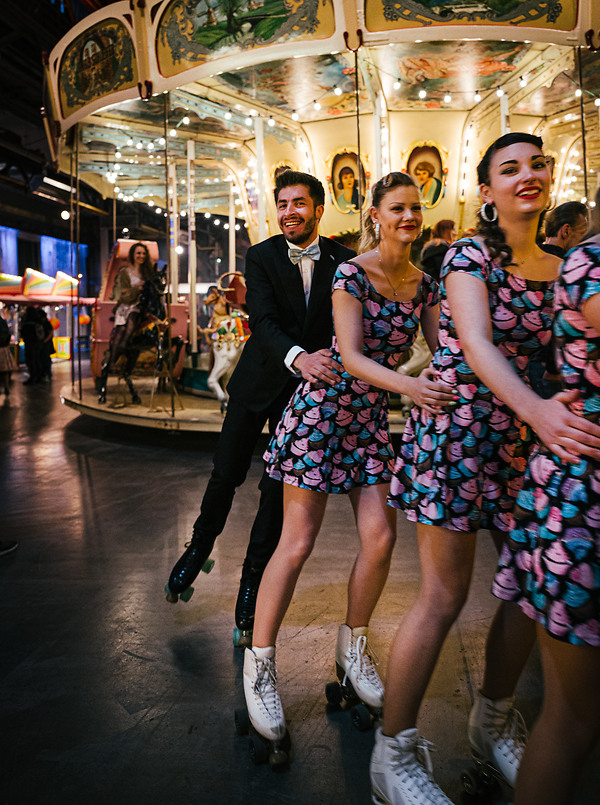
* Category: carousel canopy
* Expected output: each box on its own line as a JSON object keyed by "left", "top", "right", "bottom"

{"left": 44, "top": 1, "right": 600, "bottom": 241}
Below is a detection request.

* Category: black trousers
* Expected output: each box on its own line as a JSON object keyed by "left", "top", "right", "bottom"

{"left": 192, "top": 380, "right": 297, "bottom": 576}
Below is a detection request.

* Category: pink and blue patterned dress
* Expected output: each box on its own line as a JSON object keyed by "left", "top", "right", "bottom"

{"left": 389, "top": 237, "right": 555, "bottom": 532}
{"left": 264, "top": 261, "right": 438, "bottom": 494}
{"left": 493, "top": 239, "right": 600, "bottom": 647}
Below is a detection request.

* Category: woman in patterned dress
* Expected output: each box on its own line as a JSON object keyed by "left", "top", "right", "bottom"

{"left": 242, "top": 172, "right": 455, "bottom": 749}
{"left": 493, "top": 224, "right": 600, "bottom": 804}
{"left": 370, "top": 134, "right": 600, "bottom": 805}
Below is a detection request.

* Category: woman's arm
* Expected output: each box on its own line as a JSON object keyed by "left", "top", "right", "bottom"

{"left": 332, "top": 289, "right": 454, "bottom": 413}
{"left": 446, "top": 271, "right": 600, "bottom": 461}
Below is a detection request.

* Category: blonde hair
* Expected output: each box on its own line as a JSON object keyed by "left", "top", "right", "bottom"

{"left": 359, "top": 172, "right": 418, "bottom": 253}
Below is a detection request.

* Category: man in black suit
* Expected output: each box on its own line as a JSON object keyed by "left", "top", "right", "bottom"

{"left": 166, "top": 170, "right": 355, "bottom": 643}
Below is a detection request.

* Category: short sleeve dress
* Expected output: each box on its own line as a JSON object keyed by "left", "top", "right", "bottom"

{"left": 493, "top": 240, "right": 600, "bottom": 647}
{"left": 388, "top": 237, "right": 555, "bottom": 533}
{"left": 264, "top": 261, "right": 438, "bottom": 494}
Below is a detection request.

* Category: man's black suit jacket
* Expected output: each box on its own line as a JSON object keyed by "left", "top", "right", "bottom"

{"left": 227, "top": 234, "right": 356, "bottom": 413}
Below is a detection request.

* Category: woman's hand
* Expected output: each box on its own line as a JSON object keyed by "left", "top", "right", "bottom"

{"left": 530, "top": 390, "right": 600, "bottom": 462}
{"left": 407, "top": 367, "right": 456, "bottom": 414}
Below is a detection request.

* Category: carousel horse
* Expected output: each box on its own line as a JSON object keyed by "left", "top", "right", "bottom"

{"left": 201, "top": 274, "right": 249, "bottom": 413}
{"left": 393, "top": 330, "right": 433, "bottom": 412}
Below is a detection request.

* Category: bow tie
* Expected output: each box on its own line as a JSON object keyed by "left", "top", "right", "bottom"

{"left": 288, "top": 242, "right": 321, "bottom": 265}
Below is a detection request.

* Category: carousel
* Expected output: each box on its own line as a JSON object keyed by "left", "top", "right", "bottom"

{"left": 43, "top": 0, "right": 600, "bottom": 430}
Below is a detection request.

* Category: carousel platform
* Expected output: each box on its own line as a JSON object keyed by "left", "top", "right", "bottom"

{"left": 60, "top": 376, "right": 409, "bottom": 433}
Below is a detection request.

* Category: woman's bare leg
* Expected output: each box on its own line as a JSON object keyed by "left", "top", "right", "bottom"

{"left": 252, "top": 484, "right": 328, "bottom": 648}
{"left": 382, "top": 523, "right": 477, "bottom": 734}
{"left": 345, "top": 483, "right": 396, "bottom": 628}
{"left": 515, "top": 625, "right": 600, "bottom": 805}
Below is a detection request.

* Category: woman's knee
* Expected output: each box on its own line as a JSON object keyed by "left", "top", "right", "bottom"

{"left": 360, "top": 526, "right": 396, "bottom": 565}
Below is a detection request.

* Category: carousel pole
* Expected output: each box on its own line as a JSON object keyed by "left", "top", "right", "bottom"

{"left": 254, "top": 117, "right": 267, "bottom": 241}
{"left": 69, "top": 147, "right": 75, "bottom": 388}
{"left": 577, "top": 46, "right": 589, "bottom": 202}
{"left": 344, "top": 30, "right": 364, "bottom": 238}
{"left": 163, "top": 94, "right": 175, "bottom": 417}
{"left": 75, "top": 124, "right": 82, "bottom": 401}
{"left": 228, "top": 184, "right": 236, "bottom": 273}
{"left": 187, "top": 139, "right": 198, "bottom": 364}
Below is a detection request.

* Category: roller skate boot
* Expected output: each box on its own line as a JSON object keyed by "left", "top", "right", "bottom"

{"left": 238, "top": 646, "right": 289, "bottom": 766}
{"left": 325, "top": 625, "right": 384, "bottom": 731}
{"left": 124, "top": 375, "right": 141, "bottom": 405}
{"left": 233, "top": 566, "right": 263, "bottom": 648}
{"left": 164, "top": 531, "right": 215, "bottom": 603}
{"left": 371, "top": 727, "right": 453, "bottom": 805}
{"left": 97, "top": 366, "right": 109, "bottom": 404}
{"left": 464, "top": 692, "right": 527, "bottom": 792}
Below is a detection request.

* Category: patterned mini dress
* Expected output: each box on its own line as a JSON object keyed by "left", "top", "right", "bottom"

{"left": 264, "top": 261, "right": 438, "bottom": 494}
{"left": 389, "top": 237, "right": 555, "bottom": 532}
{"left": 493, "top": 240, "right": 600, "bottom": 647}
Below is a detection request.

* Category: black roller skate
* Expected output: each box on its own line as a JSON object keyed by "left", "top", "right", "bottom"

{"left": 233, "top": 566, "right": 263, "bottom": 648}
{"left": 164, "top": 531, "right": 215, "bottom": 603}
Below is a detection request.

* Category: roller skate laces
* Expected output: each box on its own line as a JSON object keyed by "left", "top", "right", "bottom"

{"left": 337, "top": 625, "right": 384, "bottom": 708}
{"left": 243, "top": 648, "right": 286, "bottom": 742}
{"left": 468, "top": 694, "right": 527, "bottom": 788}
{"left": 371, "top": 727, "right": 453, "bottom": 805}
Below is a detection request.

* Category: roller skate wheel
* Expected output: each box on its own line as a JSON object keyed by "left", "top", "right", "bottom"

{"left": 234, "top": 708, "right": 250, "bottom": 736}
{"left": 164, "top": 584, "right": 178, "bottom": 604}
{"left": 248, "top": 733, "right": 268, "bottom": 765}
{"left": 269, "top": 748, "right": 288, "bottom": 767}
{"left": 178, "top": 585, "right": 194, "bottom": 603}
{"left": 461, "top": 766, "right": 482, "bottom": 795}
{"left": 233, "top": 627, "right": 253, "bottom": 648}
{"left": 202, "top": 558, "right": 215, "bottom": 574}
{"left": 350, "top": 703, "right": 372, "bottom": 732}
{"left": 325, "top": 680, "right": 343, "bottom": 706}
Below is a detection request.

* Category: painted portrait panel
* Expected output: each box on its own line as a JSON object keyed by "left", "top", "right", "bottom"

{"left": 328, "top": 150, "right": 368, "bottom": 215}
{"left": 407, "top": 145, "right": 444, "bottom": 208}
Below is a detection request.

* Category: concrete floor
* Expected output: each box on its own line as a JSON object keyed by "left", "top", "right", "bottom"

{"left": 1, "top": 361, "right": 599, "bottom": 805}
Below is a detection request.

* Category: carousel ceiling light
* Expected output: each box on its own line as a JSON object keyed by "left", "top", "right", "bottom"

{"left": 224, "top": 112, "right": 232, "bottom": 120}
{"left": 136, "top": 141, "right": 143, "bottom": 149}
{"left": 156, "top": 207, "right": 162, "bottom": 213}
{"left": 204, "top": 212, "right": 211, "bottom": 218}
{"left": 182, "top": 116, "right": 190, "bottom": 125}
{"left": 224, "top": 223, "right": 229, "bottom": 230}
{"left": 496, "top": 87, "right": 504, "bottom": 97}
{"left": 393, "top": 80, "right": 401, "bottom": 90}
{"left": 122, "top": 227, "right": 129, "bottom": 233}
{"left": 235, "top": 224, "right": 240, "bottom": 230}
{"left": 519, "top": 76, "right": 527, "bottom": 88}
{"left": 444, "top": 93, "right": 451, "bottom": 103}
{"left": 158, "top": 137, "right": 166, "bottom": 145}
{"left": 169, "top": 129, "right": 177, "bottom": 137}
{"left": 245, "top": 117, "right": 252, "bottom": 125}
{"left": 175, "top": 245, "right": 184, "bottom": 254}
{"left": 474, "top": 92, "right": 482, "bottom": 102}
{"left": 114, "top": 163, "right": 120, "bottom": 170}
{"left": 60, "top": 210, "right": 70, "bottom": 220}
{"left": 334, "top": 86, "right": 342, "bottom": 96}
{"left": 115, "top": 151, "right": 121, "bottom": 159}
{"left": 313, "top": 100, "right": 321, "bottom": 110}
{"left": 418, "top": 90, "right": 427, "bottom": 99}
{"left": 214, "top": 219, "right": 220, "bottom": 225}
{"left": 292, "top": 112, "right": 299, "bottom": 121}
{"left": 181, "top": 210, "right": 187, "bottom": 217}
{"left": 267, "top": 117, "right": 275, "bottom": 127}
{"left": 575, "top": 88, "right": 582, "bottom": 98}
{"left": 127, "top": 138, "right": 133, "bottom": 146}
{"left": 147, "top": 143, "right": 154, "bottom": 151}
{"left": 148, "top": 200, "right": 154, "bottom": 206}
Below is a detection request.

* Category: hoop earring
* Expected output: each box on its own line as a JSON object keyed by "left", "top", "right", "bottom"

{"left": 480, "top": 202, "right": 498, "bottom": 223}
{"left": 374, "top": 222, "right": 380, "bottom": 240}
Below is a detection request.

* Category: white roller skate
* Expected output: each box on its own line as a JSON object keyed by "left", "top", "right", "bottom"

{"left": 237, "top": 646, "right": 290, "bottom": 766}
{"left": 370, "top": 726, "right": 453, "bottom": 804}
{"left": 463, "top": 692, "right": 527, "bottom": 794}
{"left": 325, "top": 625, "right": 384, "bottom": 731}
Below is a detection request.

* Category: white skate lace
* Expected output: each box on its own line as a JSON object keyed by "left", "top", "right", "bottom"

{"left": 253, "top": 658, "right": 284, "bottom": 721}
{"left": 483, "top": 703, "right": 527, "bottom": 764}
{"left": 344, "top": 634, "right": 383, "bottom": 691}
{"left": 390, "top": 736, "right": 451, "bottom": 803}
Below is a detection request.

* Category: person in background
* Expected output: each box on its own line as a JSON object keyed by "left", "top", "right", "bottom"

{"left": 37, "top": 309, "right": 54, "bottom": 381}
{"left": 371, "top": 133, "right": 600, "bottom": 805}
{"left": 494, "top": 204, "right": 600, "bottom": 805}
{"left": 541, "top": 201, "right": 589, "bottom": 259}
{"left": 0, "top": 308, "right": 16, "bottom": 395}
{"left": 420, "top": 219, "right": 457, "bottom": 281}
{"left": 20, "top": 306, "right": 43, "bottom": 385}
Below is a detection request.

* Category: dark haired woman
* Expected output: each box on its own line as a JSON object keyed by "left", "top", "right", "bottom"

{"left": 243, "top": 172, "right": 454, "bottom": 753}
{"left": 98, "top": 241, "right": 159, "bottom": 404}
{"left": 371, "top": 134, "right": 600, "bottom": 804}
{"left": 414, "top": 161, "right": 442, "bottom": 206}
{"left": 420, "top": 219, "right": 456, "bottom": 282}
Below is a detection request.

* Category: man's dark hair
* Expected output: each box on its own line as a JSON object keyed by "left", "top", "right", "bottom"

{"left": 544, "top": 201, "right": 588, "bottom": 238}
{"left": 274, "top": 170, "right": 325, "bottom": 208}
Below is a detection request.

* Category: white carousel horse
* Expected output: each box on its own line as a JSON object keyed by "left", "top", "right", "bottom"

{"left": 200, "top": 275, "right": 249, "bottom": 412}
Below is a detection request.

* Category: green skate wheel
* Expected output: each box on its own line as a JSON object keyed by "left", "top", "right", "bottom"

{"left": 202, "top": 558, "right": 215, "bottom": 574}
{"left": 179, "top": 585, "right": 194, "bottom": 602}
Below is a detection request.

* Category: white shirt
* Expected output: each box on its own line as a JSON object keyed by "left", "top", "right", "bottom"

{"left": 283, "top": 234, "right": 319, "bottom": 374}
